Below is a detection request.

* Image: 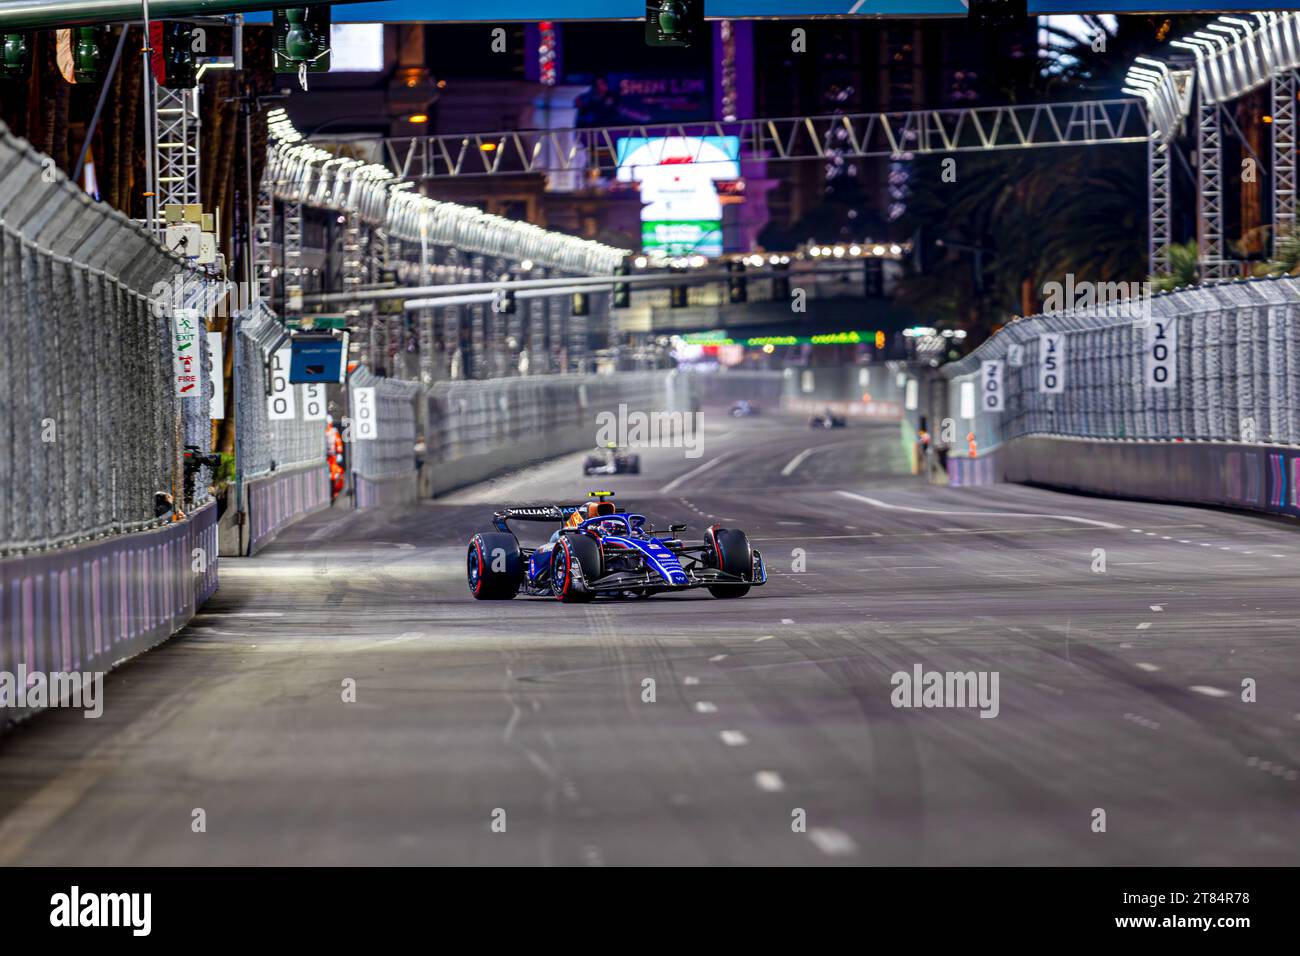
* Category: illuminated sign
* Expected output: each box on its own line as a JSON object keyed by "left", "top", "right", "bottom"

{"left": 681, "top": 328, "right": 880, "bottom": 347}
{"left": 617, "top": 136, "right": 740, "bottom": 259}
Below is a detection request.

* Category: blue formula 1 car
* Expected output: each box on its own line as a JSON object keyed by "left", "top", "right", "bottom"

{"left": 467, "top": 492, "right": 766, "bottom": 602}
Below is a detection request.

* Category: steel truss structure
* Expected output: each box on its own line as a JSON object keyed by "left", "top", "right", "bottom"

{"left": 253, "top": 184, "right": 275, "bottom": 304}
{"left": 153, "top": 85, "right": 201, "bottom": 208}
{"left": 378, "top": 100, "right": 1150, "bottom": 181}
{"left": 1272, "top": 71, "right": 1298, "bottom": 252}
{"left": 282, "top": 199, "right": 303, "bottom": 316}
{"left": 1197, "top": 99, "right": 1225, "bottom": 280}
{"left": 1148, "top": 134, "right": 1171, "bottom": 275}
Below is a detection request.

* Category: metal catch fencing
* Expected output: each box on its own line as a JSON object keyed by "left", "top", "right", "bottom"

{"left": 0, "top": 119, "right": 223, "bottom": 557}
{"left": 233, "top": 300, "right": 328, "bottom": 480}
{"left": 348, "top": 366, "right": 421, "bottom": 481}
{"left": 941, "top": 276, "right": 1300, "bottom": 456}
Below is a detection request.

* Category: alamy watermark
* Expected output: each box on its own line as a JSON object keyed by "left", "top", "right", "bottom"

{"left": 0, "top": 665, "right": 104, "bottom": 718}
{"left": 595, "top": 404, "right": 704, "bottom": 459}
{"left": 1042, "top": 274, "right": 1152, "bottom": 324}
{"left": 891, "top": 665, "right": 1000, "bottom": 719}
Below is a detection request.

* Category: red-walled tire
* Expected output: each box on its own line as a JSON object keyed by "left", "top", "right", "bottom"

{"left": 705, "top": 526, "right": 751, "bottom": 598}
{"left": 468, "top": 532, "right": 523, "bottom": 600}
{"left": 550, "top": 534, "right": 601, "bottom": 603}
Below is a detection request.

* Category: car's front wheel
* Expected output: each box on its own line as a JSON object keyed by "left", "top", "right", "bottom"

{"left": 705, "top": 527, "right": 752, "bottom": 598}
{"left": 551, "top": 534, "right": 602, "bottom": 603}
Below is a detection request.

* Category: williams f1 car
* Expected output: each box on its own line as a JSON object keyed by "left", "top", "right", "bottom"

{"left": 467, "top": 492, "right": 765, "bottom": 602}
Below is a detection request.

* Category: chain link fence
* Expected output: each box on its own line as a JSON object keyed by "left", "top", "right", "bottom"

{"left": 348, "top": 366, "right": 420, "bottom": 481}
{"left": 941, "top": 276, "right": 1300, "bottom": 456}
{"left": 233, "top": 300, "right": 328, "bottom": 480}
{"left": 0, "top": 120, "right": 223, "bottom": 557}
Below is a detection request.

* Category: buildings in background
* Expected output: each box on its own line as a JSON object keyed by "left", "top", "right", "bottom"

{"left": 283, "top": 18, "right": 1037, "bottom": 258}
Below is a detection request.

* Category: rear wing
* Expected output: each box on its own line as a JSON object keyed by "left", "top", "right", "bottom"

{"left": 492, "top": 505, "right": 576, "bottom": 533}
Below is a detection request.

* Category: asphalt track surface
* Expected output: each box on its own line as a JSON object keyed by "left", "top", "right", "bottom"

{"left": 1, "top": 412, "right": 1298, "bottom": 866}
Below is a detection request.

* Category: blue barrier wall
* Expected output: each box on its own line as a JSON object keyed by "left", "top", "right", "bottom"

{"left": 1, "top": 502, "right": 218, "bottom": 725}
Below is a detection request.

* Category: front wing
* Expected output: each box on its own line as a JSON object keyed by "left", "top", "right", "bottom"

{"left": 572, "top": 541, "right": 767, "bottom": 594}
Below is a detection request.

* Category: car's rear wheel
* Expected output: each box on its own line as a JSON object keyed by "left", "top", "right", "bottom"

{"left": 551, "top": 534, "right": 601, "bottom": 603}
{"left": 706, "top": 527, "right": 751, "bottom": 598}
{"left": 468, "top": 532, "right": 523, "bottom": 600}
{"left": 628, "top": 454, "right": 641, "bottom": 475}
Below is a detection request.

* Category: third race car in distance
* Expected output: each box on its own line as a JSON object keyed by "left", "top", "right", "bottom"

{"left": 467, "top": 492, "right": 765, "bottom": 602}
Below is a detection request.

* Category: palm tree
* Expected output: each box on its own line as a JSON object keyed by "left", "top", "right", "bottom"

{"left": 1150, "top": 240, "right": 1199, "bottom": 291}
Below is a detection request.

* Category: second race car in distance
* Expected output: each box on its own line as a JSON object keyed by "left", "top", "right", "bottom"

{"left": 582, "top": 443, "right": 641, "bottom": 476}
{"left": 467, "top": 492, "right": 765, "bottom": 602}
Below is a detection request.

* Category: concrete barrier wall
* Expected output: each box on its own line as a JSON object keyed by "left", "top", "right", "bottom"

{"left": 425, "top": 371, "right": 694, "bottom": 498}
{"left": 355, "top": 473, "right": 418, "bottom": 509}
{"left": 781, "top": 395, "right": 905, "bottom": 421}
{"left": 685, "top": 369, "right": 785, "bottom": 407}
{"left": 950, "top": 436, "right": 1300, "bottom": 520}
{"left": 218, "top": 462, "right": 331, "bottom": 557}
{"left": 0, "top": 502, "right": 218, "bottom": 725}
{"left": 246, "top": 463, "right": 332, "bottom": 553}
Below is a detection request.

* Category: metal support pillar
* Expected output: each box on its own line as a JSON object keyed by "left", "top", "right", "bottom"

{"left": 282, "top": 199, "right": 304, "bottom": 317}
{"left": 1272, "top": 70, "right": 1297, "bottom": 254}
{"left": 154, "top": 85, "right": 201, "bottom": 209}
{"left": 1148, "top": 131, "right": 1171, "bottom": 275}
{"left": 253, "top": 181, "right": 275, "bottom": 304}
{"left": 1197, "top": 98, "right": 1225, "bottom": 279}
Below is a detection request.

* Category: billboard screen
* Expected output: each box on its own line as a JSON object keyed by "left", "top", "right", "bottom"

{"left": 617, "top": 136, "right": 740, "bottom": 258}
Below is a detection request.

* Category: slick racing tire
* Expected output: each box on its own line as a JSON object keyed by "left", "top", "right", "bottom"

{"left": 628, "top": 454, "right": 641, "bottom": 475}
{"left": 468, "top": 532, "right": 523, "bottom": 600}
{"left": 551, "top": 534, "right": 601, "bottom": 603}
{"left": 706, "top": 527, "right": 752, "bottom": 598}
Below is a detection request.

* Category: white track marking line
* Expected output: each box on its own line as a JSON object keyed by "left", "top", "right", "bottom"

{"left": 781, "top": 447, "right": 818, "bottom": 476}
{"left": 1136, "top": 622, "right": 1151, "bottom": 630}
{"left": 719, "top": 730, "right": 749, "bottom": 746}
{"left": 777, "top": 439, "right": 858, "bottom": 476}
{"left": 1150, "top": 605, "right": 1164, "bottom": 612}
{"left": 683, "top": 676, "right": 699, "bottom": 686}
{"left": 808, "top": 827, "right": 858, "bottom": 856}
{"left": 659, "top": 452, "right": 734, "bottom": 494}
{"left": 754, "top": 771, "right": 785, "bottom": 792}
{"left": 694, "top": 701, "right": 718, "bottom": 714}
{"left": 194, "top": 611, "right": 284, "bottom": 618}
{"left": 1189, "top": 685, "right": 1230, "bottom": 698}
{"left": 834, "top": 490, "right": 1122, "bottom": 529}
{"left": 1135, "top": 662, "right": 1161, "bottom": 672}
{"left": 781, "top": 618, "right": 794, "bottom": 625}
{"left": 709, "top": 654, "right": 727, "bottom": 663}
{"left": 754, "top": 635, "right": 774, "bottom": 642}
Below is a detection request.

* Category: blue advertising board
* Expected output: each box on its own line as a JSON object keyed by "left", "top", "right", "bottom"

{"left": 247, "top": 0, "right": 969, "bottom": 22}
{"left": 289, "top": 335, "right": 348, "bottom": 384}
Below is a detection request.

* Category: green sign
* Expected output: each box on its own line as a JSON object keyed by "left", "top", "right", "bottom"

{"left": 681, "top": 328, "right": 878, "bottom": 347}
